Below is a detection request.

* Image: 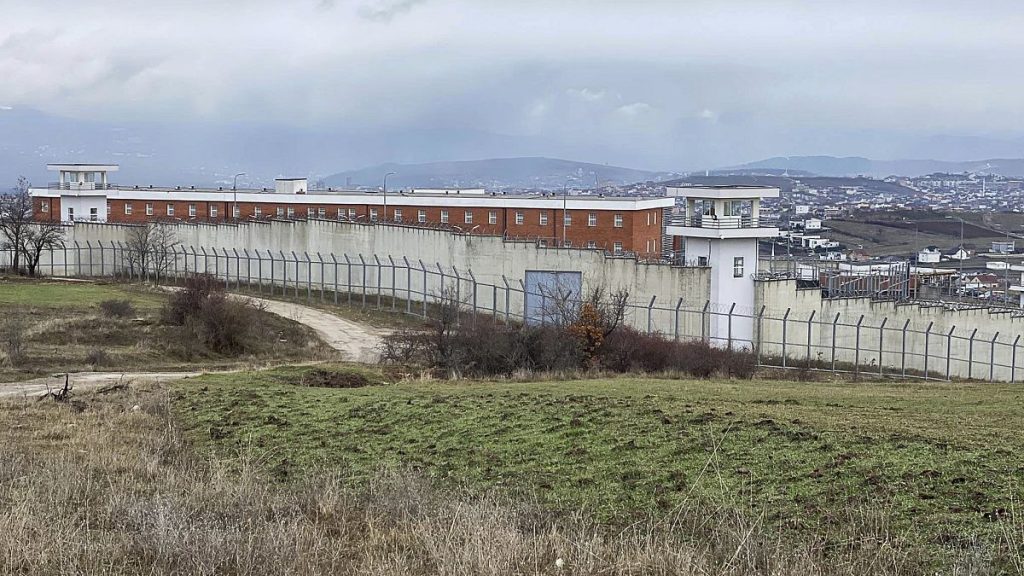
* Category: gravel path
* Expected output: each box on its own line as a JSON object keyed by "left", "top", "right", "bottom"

{"left": 0, "top": 296, "right": 388, "bottom": 399}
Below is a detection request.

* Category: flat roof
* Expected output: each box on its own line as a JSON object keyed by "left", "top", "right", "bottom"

{"left": 665, "top": 185, "right": 780, "bottom": 200}
{"left": 30, "top": 185, "right": 674, "bottom": 210}
{"left": 47, "top": 163, "right": 119, "bottom": 171}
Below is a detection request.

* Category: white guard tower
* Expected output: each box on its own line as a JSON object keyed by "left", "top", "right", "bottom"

{"left": 665, "top": 186, "right": 780, "bottom": 348}
{"left": 46, "top": 163, "right": 119, "bottom": 222}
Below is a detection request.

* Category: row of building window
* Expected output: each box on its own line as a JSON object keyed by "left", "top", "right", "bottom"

{"left": 100, "top": 202, "right": 633, "bottom": 228}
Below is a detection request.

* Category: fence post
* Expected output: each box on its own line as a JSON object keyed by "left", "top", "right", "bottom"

{"left": 990, "top": 331, "right": 1000, "bottom": 381}
{"left": 420, "top": 260, "right": 429, "bottom": 318}
{"left": 854, "top": 315, "right": 865, "bottom": 376}
{"left": 945, "top": 326, "right": 956, "bottom": 380}
{"left": 358, "top": 255, "right": 367, "bottom": 307}
{"left": 901, "top": 319, "right": 910, "bottom": 377}
{"left": 98, "top": 240, "right": 104, "bottom": 276}
{"left": 755, "top": 305, "right": 766, "bottom": 365}
{"left": 330, "top": 254, "right": 339, "bottom": 304}
{"left": 232, "top": 248, "right": 242, "bottom": 290}
{"left": 1012, "top": 335, "right": 1021, "bottom": 383}
{"left": 222, "top": 248, "right": 230, "bottom": 290}
{"left": 830, "top": 313, "right": 841, "bottom": 373}
{"left": 403, "top": 256, "right": 412, "bottom": 314}
{"left": 805, "top": 310, "right": 816, "bottom": 365}
{"left": 373, "top": 255, "right": 382, "bottom": 309}
{"left": 468, "top": 270, "right": 478, "bottom": 314}
{"left": 924, "top": 321, "right": 934, "bottom": 379}
{"left": 647, "top": 296, "right": 657, "bottom": 335}
{"left": 674, "top": 298, "right": 684, "bottom": 341}
{"left": 502, "top": 275, "right": 511, "bottom": 324}
{"left": 878, "top": 317, "right": 888, "bottom": 378}
{"left": 727, "top": 303, "right": 736, "bottom": 350}
{"left": 701, "top": 301, "right": 710, "bottom": 343}
{"left": 345, "top": 255, "right": 353, "bottom": 304}
{"left": 388, "top": 255, "right": 397, "bottom": 311}
{"left": 781, "top": 308, "right": 791, "bottom": 368}
{"left": 267, "top": 250, "right": 275, "bottom": 295}
{"left": 520, "top": 279, "right": 528, "bottom": 323}
{"left": 85, "top": 240, "right": 94, "bottom": 277}
{"left": 318, "top": 252, "right": 326, "bottom": 302}
{"left": 968, "top": 328, "right": 978, "bottom": 380}
{"left": 451, "top": 265, "right": 462, "bottom": 320}
{"left": 304, "top": 251, "right": 313, "bottom": 301}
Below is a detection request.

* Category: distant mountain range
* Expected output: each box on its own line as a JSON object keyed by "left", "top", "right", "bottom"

{"left": 725, "top": 156, "right": 1024, "bottom": 178}
{"left": 325, "top": 157, "right": 670, "bottom": 190}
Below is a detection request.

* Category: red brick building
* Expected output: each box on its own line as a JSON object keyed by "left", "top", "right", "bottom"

{"left": 31, "top": 167, "right": 673, "bottom": 257}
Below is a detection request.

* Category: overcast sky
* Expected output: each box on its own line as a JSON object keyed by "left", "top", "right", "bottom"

{"left": 3, "top": 0, "right": 1024, "bottom": 170}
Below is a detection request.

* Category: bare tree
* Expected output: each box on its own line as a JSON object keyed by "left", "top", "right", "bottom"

{"left": 0, "top": 177, "right": 34, "bottom": 273}
{"left": 19, "top": 222, "right": 65, "bottom": 276}
{"left": 124, "top": 223, "right": 179, "bottom": 280}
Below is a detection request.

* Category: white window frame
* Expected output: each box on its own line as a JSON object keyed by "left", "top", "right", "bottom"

{"left": 588, "top": 213, "right": 597, "bottom": 227}
{"left": 370, "top": 208, "right": 378, "bottom": 221}
{"left": 613, "top": 241, "right": 623, "bottom": 254}
{"left": 234, "top": 205, "right": 242, "bottom": 218}
{"left": 40, "top": 200, "right": 49, "bottom": 213}
{"left": 614, "top": 214, "right": 623, "bottom": 228}
{"left": 394, "top": 208, "right": 403, "bottom": 222}
{"left": 106, "top": 203, "right": 112, "bottom": 216}
{"left": 440, "top": 209, "right": 449, "bottom": 224}
{"left": 254, "top": 206, "right": 262, "bottom": 217}
{"left": 89, "top": 207, "right": 98, "bottom": 221}
{"left": 539, "top": 212, "right": 548, "bottom": 225}
{"left": 189, "top": 204, "right": 196, "bottom": 217}
{"left": 317, "top": 207, "right": 325, "bottom": 218}
{"left": 488, "top": 210, "right": 497, "bottom": 225}
{"left": 586, "top": 241, "right": 597, "bottom": 249}
{"left": 166, "top": 204, "right": 175, "bottom": 216}
{"left": 515, "top": 211, "right": 524, "bottom": 225}
{"left": 464, "top": 210, "right": 473, "bottom": 224}
{"left": 564, "top": 212, "right": 572, "bottom": 226}
{"left": 733, "top": 256, "right": 745, "bottom": 278}
{"left": 276, "top": 207, "right": 285, "bottom": 217}
{"left": 418, "top": 209, "right": 427, "bottom": 223}
{"left": 348, "top": 208, "right": 356, "bottom": 220}
{"left": 145, "top": 203, "right": 153, "bottom": 216}
{"left": 67, "top": 207, "right": 75, "bottom": 220}
{"left": 210, "top": 205, "right": 218, "bottom": 218}
{"left": 124, "top": 203, "right": 132, "bottom": 215}
{"left": 286, "top": 206, "right": 295, "bottom": 218}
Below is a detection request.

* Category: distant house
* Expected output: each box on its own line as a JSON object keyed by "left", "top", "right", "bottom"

{"left": 794, "top": 205, "right": 810, "bottom": 215}
{"left": 964, "top": 273, "right": 1000, "bottom": 291}
{"left": 918, "top": 246, "right": 942, "bottom": 264}
{"left": 944, "top": 245, "right": 970, "bottom": 261}
{"left": 803, "top": 218, "right": 823, "bottom": 231}
{"left": 992, "top": 240, "right": 1015, "bottom": 254}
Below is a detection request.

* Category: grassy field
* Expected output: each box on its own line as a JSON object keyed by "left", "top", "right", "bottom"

{"left": 0, "top": 278, "right": 327, "bottom": 382}
{"left": 173, "top": 366, "right": 1024, "bottom": 571}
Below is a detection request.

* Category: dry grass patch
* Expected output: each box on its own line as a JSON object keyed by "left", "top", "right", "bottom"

{"left": 0, "top": 381, "right": 971, "bottom": 575}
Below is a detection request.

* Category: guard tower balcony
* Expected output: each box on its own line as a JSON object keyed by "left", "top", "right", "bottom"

{"left": 664, "top": 185, "right": 780, "bottom": 239}
{"left": 46, "top": 163, "right": 119, "bottom": 194}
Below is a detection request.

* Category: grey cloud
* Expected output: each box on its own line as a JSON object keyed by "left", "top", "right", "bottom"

{"left": 356, "top": 0, "right": 428, "bottom": 21}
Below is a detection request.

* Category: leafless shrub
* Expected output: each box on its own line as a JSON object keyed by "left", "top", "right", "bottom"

{"left": 98, "top": 298, "right": 136, "bottom": 319}
{"left": 163, "top": 274, "right": 261, "bottom": 356}
{"left": 0, "top": 313, "right": 27, "bottom": 367}
{"left": 124, "top": 223, "right": 178, "bottom": 280}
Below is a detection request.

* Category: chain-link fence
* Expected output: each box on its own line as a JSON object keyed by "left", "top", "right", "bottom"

{"left": 3, "top": 241, "right": 1023, "bottom": 382}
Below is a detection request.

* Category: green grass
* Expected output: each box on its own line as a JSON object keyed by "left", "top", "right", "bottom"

{"left": 0, "top": 277, "right": 165, "bottom": 309}
{"left": 174, "top": 366, "right": 1024, "bottom": 567}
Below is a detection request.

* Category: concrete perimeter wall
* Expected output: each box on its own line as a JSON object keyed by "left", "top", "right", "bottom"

{"left": 755, "top": 279, "right": 1024, "bottom": 380}
{"left": 56, "top": 221, "right": 712, "bottom": 334}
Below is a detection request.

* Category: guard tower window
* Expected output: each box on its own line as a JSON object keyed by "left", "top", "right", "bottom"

{"left": 733, "top": 257, "right": 745, "bottom": 278}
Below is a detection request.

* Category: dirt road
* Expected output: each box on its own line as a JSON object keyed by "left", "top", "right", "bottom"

{"left": 0, "top": 296, "right": 388, "bottom": 399}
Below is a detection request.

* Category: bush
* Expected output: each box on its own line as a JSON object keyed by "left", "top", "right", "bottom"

{"left": 98, "top": 299, "right": 135, "bottom": 319}
{"left": 0, "top": 314, "right": 27, "bottom": 367}
{"left": 162, "top": 274, "right": 262, "bottom": 356}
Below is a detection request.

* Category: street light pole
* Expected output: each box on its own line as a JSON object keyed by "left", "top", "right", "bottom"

{"left": 562, "top": 181, "right": 570, "bottom": 247}
{"left": 232, "top": 172, "right": 246, "bottom": 221}
{"left": 382, "top": 172, "right": 396, "bottom": 223}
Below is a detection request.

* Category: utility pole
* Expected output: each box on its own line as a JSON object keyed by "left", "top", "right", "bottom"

{"left": 382, "top": 171, "right": 396, "bottom": 222}
{"left": 232, "top": 172, "right": 246, "bottom": 221}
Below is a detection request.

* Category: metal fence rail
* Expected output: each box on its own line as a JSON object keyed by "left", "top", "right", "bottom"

{"left": 2, "top": 242, "right": 1022, "bottom": 382}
